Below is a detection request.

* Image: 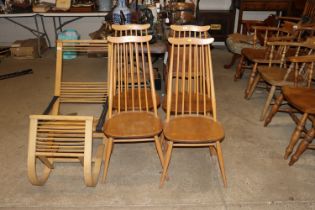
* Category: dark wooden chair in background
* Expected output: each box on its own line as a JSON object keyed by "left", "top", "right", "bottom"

{"left": 246, "top": 38, "right": 315, "bottom": 121}
{"left": 283, "top": 86, "right": 315, "bottom": 165}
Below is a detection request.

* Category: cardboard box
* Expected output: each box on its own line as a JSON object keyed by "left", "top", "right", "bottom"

{"left": 10, "top": 38, "right": 48, "bottom": 59}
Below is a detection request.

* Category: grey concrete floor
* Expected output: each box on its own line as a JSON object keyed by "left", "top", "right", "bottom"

{"left": 0, "top": 47, "right": 315, "bottom": 209}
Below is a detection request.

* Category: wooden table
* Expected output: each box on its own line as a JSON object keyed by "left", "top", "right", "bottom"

{"left": 235, "top": 0, "right": 293, "bottom": 32}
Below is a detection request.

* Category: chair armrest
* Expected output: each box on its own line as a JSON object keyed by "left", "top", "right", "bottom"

{"left": 42, "top": 96, "right": 59, "bottom": 115}
{"left": 252, "top": 25, "right": 290, "bottom": 32}
{"left": 277, "top": 16, "right": 301, "bottom": 22}
{"left": 287, "top": 55, "right": 315, "bottom": 63}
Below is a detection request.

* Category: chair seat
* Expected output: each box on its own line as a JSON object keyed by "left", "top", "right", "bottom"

{"left": 104, "top": 112, "right": 162, "bottom": 138}
{"left": 163, "top": 116, "right": 224, "bottom": 143}
{"left": 283, "top": 86, "right": 315, "bottom": 114}
{"left": 258, "top": 67, "right": 304, "bottom": 86}
{"left": 226, "top": 33, "right": 261, "bottom": 55}
{"left": 162, "top": 92, "right": 212, "bottom": 114}
{"left": 113, "top": 89, "right": 160, "bottom": 110}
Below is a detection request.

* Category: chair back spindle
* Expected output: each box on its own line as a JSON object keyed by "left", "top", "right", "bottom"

{"left": 166, "top": 37, "right": 216, "bottom": 120}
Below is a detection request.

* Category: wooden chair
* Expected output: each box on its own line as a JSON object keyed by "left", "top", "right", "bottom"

{"left": 112, "top": 23, "right": 150, "bottom": 36}
{"left": 243, "top": 25, "right": 315, "bottom": 98}
{"left": 234, "top": 21, "right": 304, "bottom": 83}
{"left": 27, "top": 40, "right": 108, "bottom": 187}
{"left": 160, "top": 37, "right": 226, "bottom": 187}
{"left": 102, "top": 35, "right": 164, "bottom": 183}
{"left": 282, "top": 86, "right": 315, "bottom": 165}
{"left": 261, "top": 57, "right": 315, "bottom": 162}
{"left": 247, "top": 38, "right": 315, "bottom": 121}
{"left": 111, "top": 24, "right": 161, "bottom": 110}
{"left": 224, "top": 15, "right": 279, "bottom": 70}
{"left": 226, "top": 0, "right": 315, "bottom": 72}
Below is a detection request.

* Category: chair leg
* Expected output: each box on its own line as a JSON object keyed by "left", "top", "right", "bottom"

{"left": 284, "top": 113, "right": 309, "bottom": 160}
{"left": 209, "top": 146, "right": 217, "bottom": 156}
{"left": 246, "top": 73, "right": 261, "bottom": 100}
{"left": 260, "top": 85, "right": 276, "bottom": 121}
{"left": 245, "top": 62, "right": 258, "bottom": 98}
{"left": 289, "top": 127, "right": 315, "bottom": 166}
{"left": 160, "top": 141, "right": 173, "bottom": 188}
{"left": 264, "top": 93, "right": 284, "bottom": 127}
{"left": 234, "top": 55, "right": 245, "bottom": 81}
{"left": 216, "top": 142, "right": 227, "bottom": 188}
{"left": 101, "top": 138, "right": 113, "bottom": 183}
{"left": 224, "top": 53, "right": 240, "bottom": 69}
{"left": 154, "top": 135, "right": 165, "bottom": 168}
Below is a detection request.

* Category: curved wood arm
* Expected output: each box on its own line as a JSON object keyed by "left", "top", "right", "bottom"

{"left": 288, "top": 55, "right": 315, "bottom": 63}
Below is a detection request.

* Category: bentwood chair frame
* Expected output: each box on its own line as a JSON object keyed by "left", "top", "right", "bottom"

{"left": 28, "top": 40, "right": 108, "bottom": 187}
{"left": 102, "top": 35, "right": 164, "bottom": 183}
{"left": 160, "top": 37, "right": 226, "bottom": 187}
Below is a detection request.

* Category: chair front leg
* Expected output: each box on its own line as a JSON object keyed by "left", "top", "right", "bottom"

{"left": 284, "top": 113, "right": 309, "bottom": 160}
{"left": 245, "top": 62, "right": 258, "bottom": 98}
{"left": 160, "top": 141, "right": 173, "bottom": 188}
{"left": 101, "top": 138, "right": 113, "bottom": 183}
{"left": 234, "top": 54, "right": 245, "bottom": 80}
{"left": 264, "top": 93, "right": 284, "bottom": 127}
{"left": 289, "top": 126, "right": 315, "bottom": 166}
{"left": 260, "top": 85, "right": 276, "bottom": 121}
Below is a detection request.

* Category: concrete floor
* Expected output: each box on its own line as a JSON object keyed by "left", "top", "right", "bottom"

{"left": 0, "top": 47, "right": 315, "bottom": 210}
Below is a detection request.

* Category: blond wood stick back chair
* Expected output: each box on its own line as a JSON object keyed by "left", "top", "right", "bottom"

{"left": 102, "top": 35, "right": 164, "bottom": 183}
{"left": 160, "top": 37, "right": 226, "bottom": 187}
{"left": 27, "top": 40, "right": 108, "bottom": 186}
{"left": 111, "top": 24, "right": 160, "bottom": 110}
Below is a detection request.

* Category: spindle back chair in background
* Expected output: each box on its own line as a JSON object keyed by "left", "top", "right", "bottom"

{"left": 112, "top": 24, "right": 150, "bottom": 36}
{"left": 247, "top": 38, "right": 315, "bottom": 121}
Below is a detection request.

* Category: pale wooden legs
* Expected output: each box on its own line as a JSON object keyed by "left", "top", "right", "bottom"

{"left": 159, "top": 141, "right": 227, "bottom": 188}
{"left": 215, "top": 142, "right": 227, "bottom": 187}
{"left": 101, "top": 138, "right": 113, "bottom": 183}
{"left": 160, "top": 141, "right": 173, "bottom": 188}
{"left": 154, "top": 135, "right": 165, "bottom": 168}
{"left": 101, "top": 135, "right": 165, "bottom": 184}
